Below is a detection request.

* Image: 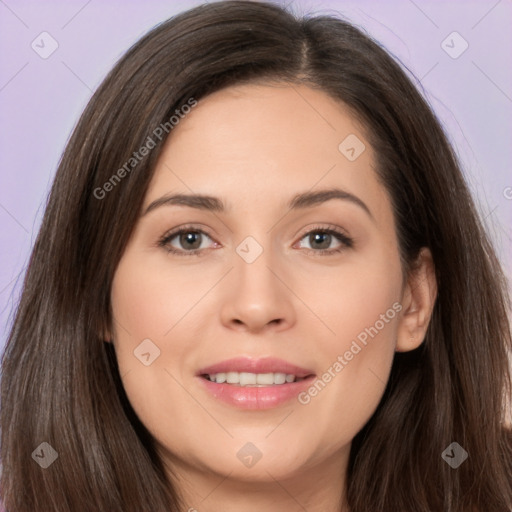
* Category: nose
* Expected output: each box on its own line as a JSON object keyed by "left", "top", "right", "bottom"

{"left": 219, "top": 246, "right": 297, "bottom": 334}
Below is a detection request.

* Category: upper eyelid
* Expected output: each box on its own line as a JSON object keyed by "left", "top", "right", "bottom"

{"left": 160, "top": 225, "right": 215, "bottom": 243}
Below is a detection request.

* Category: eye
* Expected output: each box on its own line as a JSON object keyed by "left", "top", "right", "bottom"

{"left": 158, "top": 226, "right": 218, "bottom": 256}
{"left": 295, "top": 226, "right": 353, "bottom": 255}
{"left": 158, "top": 224, "right": 353, "bottom": 257}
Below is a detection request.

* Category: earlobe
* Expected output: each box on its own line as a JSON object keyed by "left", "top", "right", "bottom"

{"left": 396, "top": 247, "right": 438, "bottom": 352}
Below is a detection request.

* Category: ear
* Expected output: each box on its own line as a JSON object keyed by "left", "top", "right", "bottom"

{"left": 396, "top": 247, "right": 438, "bottom": 352}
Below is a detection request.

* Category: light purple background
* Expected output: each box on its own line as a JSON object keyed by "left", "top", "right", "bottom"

{"left": 1, "top": 0, "right": 511, "bottom": 353}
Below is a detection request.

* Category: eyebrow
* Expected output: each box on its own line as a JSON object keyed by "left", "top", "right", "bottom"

{"left": 143, "top": 187, "right": 373, "bottom": 219}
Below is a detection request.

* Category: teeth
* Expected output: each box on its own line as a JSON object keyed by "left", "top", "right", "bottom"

{"left": 205, "top": 372, "right": 300, "bottom": 386}
{"left": 226, "top": 371, "right": 239, "bottom": 384}
{"left": 256, "top": 372, "right": 274, "bottom": 385}
{"left": 274, "top": 373, "right": 286, "bottom": 385}
{"left": 240, "top": 372, "right": 256, "bottom": 386}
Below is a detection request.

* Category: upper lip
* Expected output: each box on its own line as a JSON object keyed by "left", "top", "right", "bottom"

{"left": 197, "top": 357, "right": 315, "bottom": 379}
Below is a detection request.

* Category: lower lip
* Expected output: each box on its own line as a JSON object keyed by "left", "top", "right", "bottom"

{"left": 197, "top": 375, "right": 316, "bottom": 410}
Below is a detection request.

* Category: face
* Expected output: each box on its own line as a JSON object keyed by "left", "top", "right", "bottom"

{"left": 110, "top": 83, "right": 424, "bottom": 489}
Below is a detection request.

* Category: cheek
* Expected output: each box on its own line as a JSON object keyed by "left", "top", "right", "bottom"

{"left": 109, "top": 253, "right": 199, "bottom": 445}
{"left": 109, "top": 253, "right": 194, "bottom": 393}
{"left": 110, "top": 251, "right": 204, "bottom": 345}
{"left": 305, "top": 245, "right": 402, "bottom": 347}
{"left": 297, "top": 248, "right": 401, "bottom": 432}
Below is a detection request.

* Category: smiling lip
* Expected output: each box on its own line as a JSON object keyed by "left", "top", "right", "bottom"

{"left": 196, "top": 357, "right": 316, "bottom": 410}
{"left": 197, "top": 356, "right": 315, "bottom": 379}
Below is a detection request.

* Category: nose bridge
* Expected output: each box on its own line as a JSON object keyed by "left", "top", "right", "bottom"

{"left": 233, "top": 233, "right": 281, "bottom": 297}
{"left": 219, "top": 232, "right": 296, "bottom": 332}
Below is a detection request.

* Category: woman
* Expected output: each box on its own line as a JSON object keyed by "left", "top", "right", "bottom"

{"left": 1, "top": 1, "right": 511, "bottom": 511}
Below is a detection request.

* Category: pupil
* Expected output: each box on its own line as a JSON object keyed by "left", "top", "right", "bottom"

{"left": 181, "top": 232, "right": 201, "bottom": 250}
{"left": 311, "top": 232, "right": 330, "bottom": 249}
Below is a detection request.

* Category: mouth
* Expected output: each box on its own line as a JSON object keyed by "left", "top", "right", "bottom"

{"left": 196, "top": 356, "right": 315, "bottom": 383}
{"left": 196, "top": 357, "right": 316, "bottom": 409}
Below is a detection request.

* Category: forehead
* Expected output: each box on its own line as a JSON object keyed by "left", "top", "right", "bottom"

{"left": 144, "top": 82, "right": 390, "bottom": 222}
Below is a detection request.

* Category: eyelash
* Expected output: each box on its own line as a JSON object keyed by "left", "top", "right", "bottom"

{"left": 157, "top": 224, "right": 354, "bottom": 257}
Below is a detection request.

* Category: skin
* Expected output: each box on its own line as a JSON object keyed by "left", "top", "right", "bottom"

{"left": 109, "top": 83, "right": 437, "bottom": 512}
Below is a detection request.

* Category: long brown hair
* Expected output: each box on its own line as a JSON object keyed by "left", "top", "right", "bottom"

{"left": 1, "top": 2, "right": 511, "bottom": 511}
